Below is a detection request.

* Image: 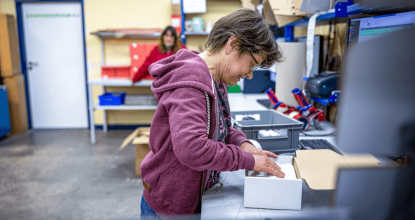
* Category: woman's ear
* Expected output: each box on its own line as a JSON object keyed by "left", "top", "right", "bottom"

{"left": 225, "top": 36, "right": 239, "bottom": 55}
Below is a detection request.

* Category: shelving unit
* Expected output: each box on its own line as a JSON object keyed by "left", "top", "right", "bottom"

{"left": 281, "top": 2, "right": 368, "bottom": 106}
{"left": 180, "top": 0, "right": 242, "bottom": 47}
{"left": 89, "top": 31, "right": 161, "bottom": 144}
{"left": 91, "top": 29, "right": 161, "bottom": 66}
{"left": 87, "top": 78, "right": 156, "bottom": 144}
{"left": 283, "top": 3, "right": 367, "bottom": 41}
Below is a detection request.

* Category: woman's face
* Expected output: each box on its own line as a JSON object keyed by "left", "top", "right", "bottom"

{"left": 163, "top": 30, "right": 175, "bottom": 48}
{"left": 220, "top": 51, "right": 266, "bottom": 87}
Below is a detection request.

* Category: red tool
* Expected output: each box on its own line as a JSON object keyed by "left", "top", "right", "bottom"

{"left": 265, "top": 88, "right": 297, "bottom": 114}
{"left": 265, "top": 88, "right": 325, "bottom": 131}
{"left": 290, "top": 88, "right": 325, "bottom": 131}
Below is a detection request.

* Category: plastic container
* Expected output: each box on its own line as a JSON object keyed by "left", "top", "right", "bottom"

{"left": 114, "top": 66, "right": 130, "bottom": 78}
{"left": 232, "top": 110, "right": 303, "bottom": 153}
{"left": 99, "top": 92, "right": 126, "bottom": 105}
{"left": 101, "top": 66, "right": 131, "bottom": 78}
{"left": 0, "top": 85, "right": 11, "bottom": 138}
{"left": 101, "top": 66, "right": 116, "bottom": 78}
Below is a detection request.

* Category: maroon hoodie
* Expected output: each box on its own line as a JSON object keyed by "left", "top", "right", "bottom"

{"left": 140, "top": 49, "right": 255, "bottom": 216}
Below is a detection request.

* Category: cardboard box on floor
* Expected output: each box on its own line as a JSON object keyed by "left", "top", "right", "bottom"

{"left": 0, "top": 14, "right": 21, "bottom": 77}
{"left": 119, "top": 127, "right": 151, "bottom": 176}
{"left": 244, "top": 149, "right": 381, "bottom": 210}
{"left": 3, "top": 73, "right": 28, "bottom": 134}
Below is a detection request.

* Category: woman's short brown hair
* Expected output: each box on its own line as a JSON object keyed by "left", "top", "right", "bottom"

{"left": 158, "top": 26, "right": 182, "bottom": 54}
{"left": 205, "top": 8, "right": 283, "bottom": 68}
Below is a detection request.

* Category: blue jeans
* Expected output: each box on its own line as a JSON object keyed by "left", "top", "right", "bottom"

{"left": 141, "top": 195, "right": 162, "bottom": 220}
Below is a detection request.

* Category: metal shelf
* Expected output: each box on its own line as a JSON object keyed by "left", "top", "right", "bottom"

{"left": 283, "top": 2, "right": 354, "bottom": 28}
{"left": 94, "top": 104, "right": 157, "bottom": 110}
{"left": 88, "top": 78, "right": 153, "bottom": 87}
{"left": 87, "top": 78, "right": 155, "bottom": 144}
{"left": 91, "top": 29, "right": 161, "bottom": 39}
{"left": 184, "top": 31, "right": 210, "bottom": 35}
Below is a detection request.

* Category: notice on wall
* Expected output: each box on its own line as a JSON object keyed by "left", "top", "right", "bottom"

{"left": 172, "top": 0, "right": 181, "bottom": 5}
{"left": 183, "top": 0, "right": 206, "bottom": 14}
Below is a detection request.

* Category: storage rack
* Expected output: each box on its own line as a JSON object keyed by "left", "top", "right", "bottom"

{"left": 179, "top": 0, "right": 241, "bottom": 45}
{"left": 89, "top": 30, "right": 161, "bottom": 144}
{"left": 281, "top": 2, "right": 367, "bottom": 106}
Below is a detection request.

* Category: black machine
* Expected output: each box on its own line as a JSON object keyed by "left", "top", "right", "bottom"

{"left": 305, "top": 71, "right": 340, "bottom": 98}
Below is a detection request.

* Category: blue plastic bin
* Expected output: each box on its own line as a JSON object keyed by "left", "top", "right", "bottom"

{"left": 0, "top": 85, "right": 11, "bottom": 138}
{"left": 99, "top": 92, "right": 126, "bottom": 105}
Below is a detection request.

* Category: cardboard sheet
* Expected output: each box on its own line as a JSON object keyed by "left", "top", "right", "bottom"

{"left": 119, "top": 127, "right": 150, "bottom": 150}
{"left": 294, "top": 149, "right": 380, "bottom": 190}
{"left": 276, "top": 43, "right": 306, "bottom": 107}
{"left": 120, "top": 127, "right": 151, "bottom": 176}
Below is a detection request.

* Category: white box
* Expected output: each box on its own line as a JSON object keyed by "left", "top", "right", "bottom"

{"left": 244, "top": 149, "right": 381, "bottom": 210}
{"left": 245, "top": 155, "right": 303, "bottom": 210}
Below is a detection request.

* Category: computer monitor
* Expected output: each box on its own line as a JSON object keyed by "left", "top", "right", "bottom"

{"left": 347, "top": 10, "right": 415, "bottom": 48}
{"left": 335, "top": 21, "right": 415, "bottom": 219}
{"left": 295, "top": 35, "right": 323, "bottom": 78}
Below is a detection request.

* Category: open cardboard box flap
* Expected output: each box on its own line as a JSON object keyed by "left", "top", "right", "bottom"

{"left": 294, "top": 149, "right": 380, "bottom": 191}
{"left": 119, "top": 127, "right": 150, "bottom": 150}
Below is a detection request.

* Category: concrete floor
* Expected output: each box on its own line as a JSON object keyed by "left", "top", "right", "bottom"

{"left": 0, "top": 129, "right": 143, "bottom": 220}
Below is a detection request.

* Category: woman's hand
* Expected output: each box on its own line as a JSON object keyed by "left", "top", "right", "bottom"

{"left": 240, "top": 142, "right": 278, "bottom": 158}
{"left": 253, "top": 155, "right": 285, "bottom": 178}
{"left": 241, "top": 142, "right": 285, "bottom": 178}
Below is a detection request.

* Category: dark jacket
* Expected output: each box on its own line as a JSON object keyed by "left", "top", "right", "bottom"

{"left": 141, "top": 49, "right": 255, "bottom": 216}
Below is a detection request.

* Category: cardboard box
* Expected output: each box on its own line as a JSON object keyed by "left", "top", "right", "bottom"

{"left": 171, "top": 4, "right": 181, "bottom": 15}
{"left": 244, "top": 149, "right": 380, "bottom": 210}
{"left": 263, "top": 1, "right": 278, "bottom": 25}
{"left": 120, "top": 127, "right": 151, "bottom": 176}
{"left": 241, "top": 0, "right": 257, "bottom": 9}
{"left": 274, "top": 14, "right": 304, "bottom": 27}
{"left": 268, "top": 0, "right": 306, "bottom": 16}
{"left": 3, "top": 73, "right": 29, "bottom": 134}
{"left": 263, "top": 1, "right": 305, "bottom": 26}
{"left": 0, "top": 14, "right": 21, "bottom": 77}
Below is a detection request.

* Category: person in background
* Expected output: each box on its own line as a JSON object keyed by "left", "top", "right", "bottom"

{"left": 132, "top": 26, "right": 186, "bottom": 83}
{"left": 140, "top": 8, "right": 285, "bottom": 219}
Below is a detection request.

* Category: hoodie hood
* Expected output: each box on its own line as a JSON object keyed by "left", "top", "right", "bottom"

{"left": 149, "top": 49, "right": 215, "bottom": 100}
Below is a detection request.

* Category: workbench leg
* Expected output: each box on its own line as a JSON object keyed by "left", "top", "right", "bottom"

{"left": 88, "top": 84, "right": 96, "bottom": 144}
{"left": 102, "top": 85, "right": 108, "bottom": 133}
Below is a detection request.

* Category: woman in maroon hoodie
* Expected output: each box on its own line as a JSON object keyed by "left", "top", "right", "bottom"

{"left": 140, "top": 8, "right": 284, "bottom": 219}
{"left": 132, "top": 26, "right": 187, "bottom": 83}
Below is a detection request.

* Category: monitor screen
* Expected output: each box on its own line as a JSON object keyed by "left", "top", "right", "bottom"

{"left": 348, "top": 10, "right": 415, "bottom": 47}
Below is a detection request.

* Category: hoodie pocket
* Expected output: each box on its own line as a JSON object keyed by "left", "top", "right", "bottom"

{"left": 156, "top": 161, "right": 202, "bottom": 208}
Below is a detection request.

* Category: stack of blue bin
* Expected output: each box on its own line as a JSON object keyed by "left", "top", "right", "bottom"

{"left": 0, "top": 85, "right": 11, "bottom": 138}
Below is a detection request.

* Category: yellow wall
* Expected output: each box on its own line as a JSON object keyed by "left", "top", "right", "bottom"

{"left": 0, "top": 0, "right": 16, "bottom": 15}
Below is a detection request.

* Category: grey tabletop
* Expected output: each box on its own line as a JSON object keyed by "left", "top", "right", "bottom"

{"left": 201, "top": 169, "right": 340, "bottom": 220}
